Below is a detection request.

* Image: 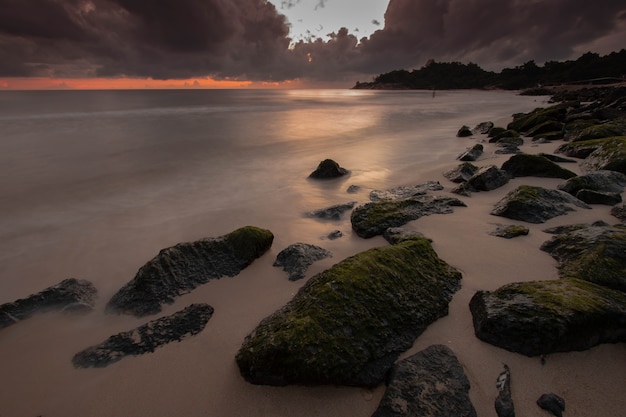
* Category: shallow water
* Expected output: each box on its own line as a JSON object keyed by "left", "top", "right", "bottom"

{"left": 1, "top": 89, "right": 623, "bottom": 417}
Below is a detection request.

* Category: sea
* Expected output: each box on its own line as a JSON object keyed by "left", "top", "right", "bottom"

{"left": 0, "top": 89, "right": 562, "bottom": 417}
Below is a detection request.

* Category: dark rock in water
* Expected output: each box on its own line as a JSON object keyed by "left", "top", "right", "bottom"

{"left": 347, "top": 184, "right": 361, "bottom": 193}
{"left": 382, "top": 227, "right": 428, "bottom": 245}
{"left": 309, "top": 159, "right": 349, "bottom": 179}
{"left": 488, "top": 126, "right": 507, "bottom": 138}
{"left": 443, "top": 162, "right": 479, "bottom": 183}
{"left": 558, "top": 170, "right": 626, "bottom": 195}
{"left": 495, "top": 365, "right": 515, "bottom": 417}
{"left": 457, "top": 144, "right": 483, "bottom": 161}
{"left": 494, "top": 145, "right": 521, "bottom": 155}
{"left": 537, "top": 393, "right": 566, "bottom": 417}
{"left": 611, "top": 203, "right": 626, "bottom": 221}
{"left": 457, "top": 125, "right": 473, "bottom": 137}
{"left": 371, "top": 345, "right": 477, "bottom": 417}
{"left": 575, "top": 189, "right": 622, "bottom": 205}
{"left": 489, "top": 129, "right": 520, "bottom": 143}
{"left": 469, "top": 278, "right": 626, "bottom": 356}
{"left": 369, "top": 181, "right": 443, "bottom": 201}
{"left": 540, "top": 223, "right": 626, "bottom": 291}
{"left": 495, "top": 136, "right": 524, "bottom": 148}
{"left": 325, "top": 230, "right": 344, "bottom": 240}
{"left": 472, "top": 121, "right": 494, "bottom": 135}
{"left": 490, "top": 224, "right": 529, "bottom": 239}
{"left": 352, "top": 195, "right": 466, "bottom": 238}
{"left": 236, "top": 237, "right": 462, "bottom": 387}
{"left": 306, "top": 201, "right": 357, "bottom": 220}
{"left": 72, "top": 303, "right": 213, "bottom": 368}
{"left": 106, "top": 226, "right": 274, "bottom": 317}
{"left": 452, "top": 165, "right": 510, "bottom": 195}
{"left": 273, "top": 243, "right": 332, "bottom": 281}
{"left": 0, "top": 278, "right": 97, "bottom": 330}
{"left": 507, "top": 106, "right": 566, "bottom": 133}
{"left": 491, "top": 185, "right": 590, "bottom": 224}
{"left": 501, "top": 154, "right": 577, "bottom": 179}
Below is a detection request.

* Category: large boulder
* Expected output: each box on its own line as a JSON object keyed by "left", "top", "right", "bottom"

{"left": 371, "top": 344, "right": 477, "bottom": 417}
{"left": 575, "top": 189, "right": 622, "bottom": 205}
{"left": 309, "top": 159, "right": 349, "bottom": 179}
{"left": 540, "top": 223, "right": 626, "bottom": 292}
{"left": 72, "top": 303, "right": 214, "bottom": 368}
{"left": 0, "top": 278, "right": 97, "bottom": 330}
{"left": 469, "top": 278, "right": 626, "bottom": 356}
{"left": 500, "top": 154, "right": 577, "bottom": 179}
{"left": 351, "top": 195, "right": 466, "bottom": 238}
{"left": 443, "top": 163, "right": 479, "bottom": 183}
{"left": 452, "top": 165, "right": 510, "bottom": 195}
{"left": 574, "top": 120, "right": 626, "bottom": 141}
{"left": 580, "top": 136, "right": 626, "bottom": 174}
{"left": 236, "top": 237, "right": 462, "bottom": 387}
{"left": 507, "top": 106, "right": 567, "bottom": 133}
{"left": 491, "top": 185, "right": 590, "bottom": 223}
{"left": 273, "top": 243, "right": 332, "bottom": 281}
{"left": 457, "top": 144, "right": 483, "bottom": 161}
{"left": 106, "top": 226, "right": 274, "bottom": 317}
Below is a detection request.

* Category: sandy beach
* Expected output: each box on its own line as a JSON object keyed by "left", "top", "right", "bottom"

{"left": 1, "top": 91, "right": 624, "bottom": 417}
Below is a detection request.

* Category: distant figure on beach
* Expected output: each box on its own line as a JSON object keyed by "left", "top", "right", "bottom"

{"left": 432, "top": 89, "right": 436, "bottom": 98}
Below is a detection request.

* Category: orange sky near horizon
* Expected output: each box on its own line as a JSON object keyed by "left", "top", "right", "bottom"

{"left": 0, "top": 77, "right": 307, "bottom": 90}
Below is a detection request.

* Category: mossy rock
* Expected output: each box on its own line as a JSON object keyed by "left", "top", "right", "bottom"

{"left": 457, "top": 125, "right": 473, "bottom": 137}
{"left": 491, "top": 185, "right": 590, "bottom": 224}
{"left": 574, "top": 121, "right": 626, "bottom": 142}
{"left": 541, "top": 224, "right": 626, "bottom": 292}
{"left": 490, "top": 224, "right": 529, "bottom": 239}
{"left": 526, "top": 120, "right": 564, "bottom": 137}
{"left": 351, "top": 196, "right": 466, "bottom": 238}
{"left": 507, "top": 106, "right": 567, "bottom": 133}
{"left": 555, "top": 138, "right": 607, "bottom": 159}
{"left": 495, "top": 136, "right": 524, "bottom": 147}
{"left": 470, "top": 278, "right": 626, "bottom": 356}
{"left": 443, "top": 162, "right": 479, "bottom": 183}
{"left": 558, "top": 170, "right": 626, "bottom": 195}
{"left": 106, "top": 226, "right": 274, "bottom": 317}
{"left": 534, "top": 130, "right": 565, "bottom": 141}
{"left": 580, "top": 136, "right": 626, "bottom": 174}
{"left": 487, "top": 126, "right": 507, "bottom": 138}
{"left": 488, "top": 129, "right": 520, "bottom": 143}
{"left": 501, "top": 154, "right": 577, "bottom": 179}
{"left": 457, "top": 144, "right": 483, "bottom": 162}
{"left": 236, "top": 237, "right": 462, "bottom": 386}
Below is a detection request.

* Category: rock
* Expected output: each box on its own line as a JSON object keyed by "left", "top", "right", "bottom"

{"left": 457, "top": 144, "right": 483, "bottom": 161}
{"left": 489, "top": 129, "right": 520, "bottom": 143}
{"left": 540, "top": 223, "right": 626, "bottom": 292}
{"left": 469, "top": 278, "right": 626, "bottom": 356}
{"left": 443, "top": 162, "right": 479, "bottom": 183}
{"left": 382, "top": 227, "right": 428, "bottom": 245}
{"left": 574, "top": 120, "right": 626, "bottom": 141}
{"left": 306, "top": 201, "right": 357, "bottom": 220}
{"left": 611, "top": 203, "right": 626, "bottom": 221}
{"left": 494, "top": 145, "right": 521, "bottom": 155}
{"left": 575, "top": 189, "right": 622, "bottom": 205}
{"left": 371, "top": 345, "right": 477, "bottom": 417}
{"left": 0, "top": 278, "right": 97, "bottom": 330}
{"left": 309, "top": 159, "right": 349, "bottom": 179}
{"left": 351, "top": 195, "right": 466, "bottom": 238}
{"left": 453, "top": 165, "right": 510, "bottom": 195}
{"left": 555, "top": 139, "right": 603, "bottom": 159}
{"left": 538, "top": 153, "right": 577, "bottom": 163}
{"left": 472, "top": 121, "right": 494, "bottom": 135}
{"left": 106, "top": 226, "right": 274, "bottom": 317}
{"left": 526, "top": 120, "right": 564, "bottom": 137}
{"left": 273, "top": 243, "right": 332, "bottom": 281}
{"left": 495, "top": 365, "right": 515, "bottom": 417}
{"left": 369, "top": 181, "right": 444, "bottom": 201}
{"left": 347, "top": 184, "right": 361, "bottom": 193}
{"left": 488, "top": 126, "right": 507, "bottom": 138}
{"left": 457, "top": 125, "right": 473, "bottom": 137}
{"left": 537, "top": 393, "right": 566, "bottom": 417}
{"left": 491, "top": 185, "right": 590, "bottom": 224}
{"left": 507, "top": 106, "right": 566, "bottom": 133}
{"left": 501, "top": 154, "right": 577, "bottom": 179}
{"left": 72, "top": 303, "right": 214, "bottom": 368}
{"left": 495, "top": 136, "right": 524, "bottom": 147}
{"left": 490, "top": 224, "right": 529, "bottom": 239}
{"left": 558, "top": 170, "right": 626, "bottom": 195}
{"left": 236, "top": 237, "right": 462, "bottom": 386}
{"left": 325, "top": 230, "right": 344, "bottom": 240}
{"left": 579, "top": 136, "right": 626, "bottom": 174}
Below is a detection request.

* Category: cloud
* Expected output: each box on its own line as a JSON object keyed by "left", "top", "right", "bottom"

{"left": 0, "top": 0, "right": 624, "bottom": 83}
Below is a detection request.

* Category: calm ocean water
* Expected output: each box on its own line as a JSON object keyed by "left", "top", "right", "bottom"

{"left": 0, "top": 89, "right": 542, "bottom": 301}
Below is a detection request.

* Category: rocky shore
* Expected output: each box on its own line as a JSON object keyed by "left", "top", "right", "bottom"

{"left": 1, "top": 86, "right": 625, "bottom": 417}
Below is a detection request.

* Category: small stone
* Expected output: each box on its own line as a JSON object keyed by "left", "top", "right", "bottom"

{"left": 537, "top": 393, "right": 565, "bottom": 417}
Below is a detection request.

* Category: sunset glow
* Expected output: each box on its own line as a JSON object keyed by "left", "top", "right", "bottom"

{"left": 0, "top": 77, "right": 257, "bottom": 90}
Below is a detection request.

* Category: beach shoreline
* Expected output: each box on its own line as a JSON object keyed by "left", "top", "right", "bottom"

{"left": 1, "top": 89, "right": 624, "bottom": 417}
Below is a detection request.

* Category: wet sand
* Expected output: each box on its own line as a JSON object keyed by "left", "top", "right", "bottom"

{"left": 1, "top": 108, "right": 625, "bottom": 417}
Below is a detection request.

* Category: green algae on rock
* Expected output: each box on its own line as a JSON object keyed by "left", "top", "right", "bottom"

{"left": 556, "top": 136, "right": 626, "bottom": 174}
{"left": 541, "top": 223, "right": 626, "bottom": 292}
{"left": 351, "top": 195, "right": 466, "bottom": 238}
{"left": 236, "top": 237, "right": 462, "bottom": 387}
{"left": 106, "top": 226, "right": 274, "bottom": 317}
{"left": 469, "top": 278, "right": 626, "bottom": 356}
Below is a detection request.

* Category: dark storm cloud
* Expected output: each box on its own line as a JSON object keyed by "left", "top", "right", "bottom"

{"left": 0, "top": 0, "right": 624, "bottom": 82}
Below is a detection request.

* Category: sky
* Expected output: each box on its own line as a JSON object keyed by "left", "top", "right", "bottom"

{"left": 1, "top": 0, "right": 625, "bottom": 89}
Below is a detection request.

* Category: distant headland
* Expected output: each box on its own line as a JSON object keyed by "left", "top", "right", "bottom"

{"left": 353, "top": 50, "right": 626, "bottom": 91}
